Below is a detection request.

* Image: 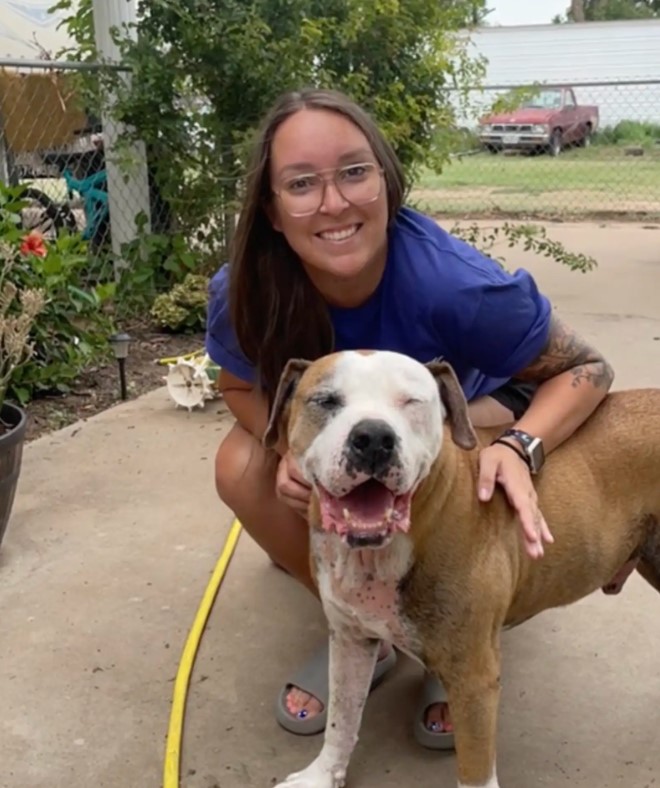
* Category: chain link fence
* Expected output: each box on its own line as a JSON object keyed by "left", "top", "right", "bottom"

{"left": 0, "top": 59, "right": 173, "bottom": 256}
{"left": 415, "top": 79, "right": 660, "bottom": 220}
{"left": 2, "top": 62, "right": 660, "bottom": 234}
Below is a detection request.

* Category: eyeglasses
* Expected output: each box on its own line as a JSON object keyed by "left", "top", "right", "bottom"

{"left": 273, "top": 161, "right": 384, "bottom": 217}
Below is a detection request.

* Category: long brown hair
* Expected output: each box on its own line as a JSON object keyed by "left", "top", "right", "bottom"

{"left": 228, "top": 88, "right": 406, "bottom": 406}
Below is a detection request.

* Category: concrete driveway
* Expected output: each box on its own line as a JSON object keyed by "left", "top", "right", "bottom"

{"left": 1, "top": 220, "right": 659, "bottom": 788}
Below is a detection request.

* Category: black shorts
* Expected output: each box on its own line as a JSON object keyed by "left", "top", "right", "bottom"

{"left": 488, "top": 379, "right": 537, "bottom": 421}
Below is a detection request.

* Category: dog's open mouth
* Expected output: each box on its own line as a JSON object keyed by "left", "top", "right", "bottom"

{"left": 318, "top": 479, "right": 413, "bottom": 549}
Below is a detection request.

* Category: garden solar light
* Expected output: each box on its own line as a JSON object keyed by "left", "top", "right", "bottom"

{"left": 108, "top": 332, "right": 131, "bottom": 401}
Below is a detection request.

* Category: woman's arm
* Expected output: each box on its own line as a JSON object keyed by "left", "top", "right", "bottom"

{"left": 218, "top": 368, "right": 289, "bottom": 456}
{"left": 478, "top": 314, "right": 614, "bottom": 559}
{"left": 509, "top": 314, "right": 615, "bottom": 452}
{"left": 218, "top": 368, "right": 309, "bottom": 514}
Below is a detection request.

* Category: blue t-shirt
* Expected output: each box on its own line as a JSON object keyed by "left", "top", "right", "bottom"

{"left": 205, "top": 207, "right": 552, "bottom": 401}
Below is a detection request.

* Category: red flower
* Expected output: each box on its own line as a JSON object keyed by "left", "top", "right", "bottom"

{"left": 20, "top": 231, "right": 47, "bottom": 258}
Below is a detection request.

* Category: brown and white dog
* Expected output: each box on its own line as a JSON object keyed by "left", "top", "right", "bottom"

{"left": 263, "top": 350, "right": 660, "bottom": 788}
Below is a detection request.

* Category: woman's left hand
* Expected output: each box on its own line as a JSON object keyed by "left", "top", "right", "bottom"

{"left": 477, "top": 443, "right": 554, "bottom": 559}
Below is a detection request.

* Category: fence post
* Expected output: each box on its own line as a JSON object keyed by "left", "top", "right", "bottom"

{"left": 0, "top": 115, "right": 17, "bottom": 186}
{"left": 91, "top": 0, "right": 151, "bottom": 275}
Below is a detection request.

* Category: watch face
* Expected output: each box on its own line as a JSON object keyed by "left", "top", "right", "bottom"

{"left": 504, "top": 430, "right": 544, "bottom": 473}
{"left": 527, "top": 437, "right": 545, "bottom": 473}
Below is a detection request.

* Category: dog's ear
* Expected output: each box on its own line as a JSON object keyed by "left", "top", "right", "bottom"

{"left": 262, "top": 359, "right": 312, "bottom": 450}
{"left": 425, "top": 359, "right": 477, "bottom": 450}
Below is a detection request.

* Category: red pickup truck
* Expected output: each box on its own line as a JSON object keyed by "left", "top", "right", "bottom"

{"left": 477, "top": 86, "right": 599, "bottom": 156}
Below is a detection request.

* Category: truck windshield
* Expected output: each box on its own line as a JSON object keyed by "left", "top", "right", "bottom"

{"left": 522, "top": 90, "right": 562, "bottom": 109}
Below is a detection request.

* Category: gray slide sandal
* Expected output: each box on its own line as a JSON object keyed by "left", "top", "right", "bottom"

{"left": 275, "top": 640, "right": 398, "bottom": 735}
{"left": 413, "top": 672, "right": 455, "bottom": 750}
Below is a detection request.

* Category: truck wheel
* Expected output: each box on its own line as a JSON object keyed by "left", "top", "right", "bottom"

{"left": 547, "top": 130, "right": 562, "bottom": 157}
{"left": 578, "top": 128, "right": 592, "bottom": 148}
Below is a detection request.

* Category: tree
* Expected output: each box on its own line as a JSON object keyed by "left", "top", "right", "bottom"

{"left": 569, "top": 0, "right": 586, "bottom": 21}
{"left": 465, "top": 1, "right": 494, "bottom": 25}
{"left": 554, "top": 0, "right": 660, "bottom": 21}
{"left": 50, "top": 0, "right": 595, "bottom": 285}
{"left": 53, "top": 0, "right": 486, "bottom": 261}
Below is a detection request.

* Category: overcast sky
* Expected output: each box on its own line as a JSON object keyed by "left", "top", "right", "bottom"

{"left": 488, "top": 0, "right": 569, "bottom": 26}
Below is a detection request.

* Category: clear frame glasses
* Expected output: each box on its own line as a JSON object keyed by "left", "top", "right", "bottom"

{"left": 273, "top": 161, "right": 384, "bottom": 217}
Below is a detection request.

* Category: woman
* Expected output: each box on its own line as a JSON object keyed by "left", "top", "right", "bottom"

{"left": 206, "top": 87, "right": 614, "bottom": 748}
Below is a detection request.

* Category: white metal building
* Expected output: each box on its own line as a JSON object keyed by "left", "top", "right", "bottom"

{"left": 460, "top": 19, "right": 660, "bottom": 128}
{"left": 0, "top": 1, "right": 76, "bottom": 59}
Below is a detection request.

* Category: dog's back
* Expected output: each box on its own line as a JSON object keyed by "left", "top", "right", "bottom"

{"left": 504, "top": 388, "right": 660, "bottom": 626}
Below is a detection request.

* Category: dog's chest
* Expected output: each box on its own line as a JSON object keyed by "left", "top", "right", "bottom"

{"left": 312, "top": 533, "right": 421, "bottom": 653}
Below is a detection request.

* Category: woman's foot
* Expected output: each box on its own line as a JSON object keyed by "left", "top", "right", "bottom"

{"left": 414, "top": 673, "right": 455, "bottom": 750}
{"left": 275, "top": 640, "right": 398, "bottom": 735}
{"left": 285, "top": 641, "right": 393, "bottom": 719}
{"left": 423, "top": 700, "right": 453, "bottom": 736}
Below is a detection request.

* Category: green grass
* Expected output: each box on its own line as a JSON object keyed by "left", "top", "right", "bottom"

{"left": 413, "top": 145, "right": 660, "bottom": 217}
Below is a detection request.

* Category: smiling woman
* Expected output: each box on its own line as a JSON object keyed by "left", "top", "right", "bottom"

{"left": 205, "top": 87, "right": 613, "bottom": 749}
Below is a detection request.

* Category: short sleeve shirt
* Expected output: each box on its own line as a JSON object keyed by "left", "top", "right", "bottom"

{"left": 206, "top": 207, "right": 552, "bottom": 401}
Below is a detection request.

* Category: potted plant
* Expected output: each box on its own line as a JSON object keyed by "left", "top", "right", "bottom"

{"left": 0, "top": 237, "right": 45, "bottom": 547}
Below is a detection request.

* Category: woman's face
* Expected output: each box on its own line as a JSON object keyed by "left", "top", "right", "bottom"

{"left": 267, "top": 108, "right": 389, "bottom": 290}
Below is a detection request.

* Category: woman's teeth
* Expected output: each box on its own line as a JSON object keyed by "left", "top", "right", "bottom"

{"left": 318, "top": 225, "right": 359, "bottom": 242}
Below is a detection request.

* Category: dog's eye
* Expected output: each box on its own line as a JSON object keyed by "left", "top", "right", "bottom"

{"left": 403, "top": 397, "right": 423, "bottom": 407}
{"left": 311, "top": 392, "right": 343, "bottom": 410}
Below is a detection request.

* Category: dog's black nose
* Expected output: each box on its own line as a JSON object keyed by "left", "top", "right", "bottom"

{"left": 347, "top": 419, "right": 397, "bottom": 474}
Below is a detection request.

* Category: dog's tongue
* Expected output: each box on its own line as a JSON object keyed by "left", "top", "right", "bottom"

{"left": 320, "top": 479, "right": 410, "bottom": 536}
{"left": 340, "top": 479, "right": 395, "bottom": 524}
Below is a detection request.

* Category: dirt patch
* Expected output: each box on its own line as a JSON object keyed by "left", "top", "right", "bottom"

{"left": 22, "top": 321, "right": 207, "bottom": 442}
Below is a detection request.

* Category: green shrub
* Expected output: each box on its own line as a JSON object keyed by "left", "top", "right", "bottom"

{"left": 595, "top": 120, "right": 660, "bottom": 146}
{"left": 150, "top": 272, "right": 209, "bottom": 332}
{"left": 0, "top": 181, "right": 115, "bottom": 404}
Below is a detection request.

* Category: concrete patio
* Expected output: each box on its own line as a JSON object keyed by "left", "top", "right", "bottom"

{"left": 1, "top": 219, "right": 659, "bottom": 788}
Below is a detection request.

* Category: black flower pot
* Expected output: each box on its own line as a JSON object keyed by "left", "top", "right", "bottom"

{"left": 0, "top": 401, "right": 27, "bottom": 547}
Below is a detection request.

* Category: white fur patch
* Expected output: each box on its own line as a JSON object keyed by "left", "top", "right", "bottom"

{"left": 299, "top": 351, "right": 445, "bottom": 498}
{"left": 275, "top": 749, "right": 347, "bottom": 788}
{"left": 313, "top": 530, "right": 421, "bottom": 656}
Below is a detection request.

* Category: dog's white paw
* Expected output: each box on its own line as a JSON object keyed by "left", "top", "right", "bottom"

{"left": 274, "top": 758, "right": 346, "bottom": 788}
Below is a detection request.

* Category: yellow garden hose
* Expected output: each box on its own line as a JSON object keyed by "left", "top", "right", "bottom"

{"left": 163, "top": 518, "right": 243, "bottom": 788}
{"left": 156, "top": 349, "right": 206, "bottom": 366}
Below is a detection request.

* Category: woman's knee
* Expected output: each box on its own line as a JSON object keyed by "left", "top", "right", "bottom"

{"left": 214, "top": 423, "right": 275, "bottom": 507}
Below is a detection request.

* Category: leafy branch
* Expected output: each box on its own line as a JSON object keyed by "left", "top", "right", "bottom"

{"left": 451, "top": 222, "right": 597, "bottom": 273}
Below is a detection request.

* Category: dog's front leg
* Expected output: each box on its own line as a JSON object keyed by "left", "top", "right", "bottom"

{"left": 440, "top": 641, "right": 502, "bottom": 788}
{"left": 275, "top": 627, "right": 379, "bottom": 788}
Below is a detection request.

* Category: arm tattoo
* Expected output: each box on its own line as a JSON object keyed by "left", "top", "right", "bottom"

{"left": 516, "top": 314, "right": 614, "bottom": 389}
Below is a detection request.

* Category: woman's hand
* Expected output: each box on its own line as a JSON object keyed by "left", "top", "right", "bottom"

{"left": 477, "top": 443, "right": 554, "bottom": 559}
{"left": 276, "top": 451, "right": 312, "bottom": 518}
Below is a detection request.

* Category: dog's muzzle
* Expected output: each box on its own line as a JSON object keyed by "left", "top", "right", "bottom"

{"left": 317, "top": 418, "right": 412, "bottom": 549}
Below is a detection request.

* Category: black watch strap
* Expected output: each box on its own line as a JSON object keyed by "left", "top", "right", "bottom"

{"left": 491, "top": 437, "right": 532, "bottom": 470}
{"left": 500, "top": 429, "right": 536, "bottom": 450}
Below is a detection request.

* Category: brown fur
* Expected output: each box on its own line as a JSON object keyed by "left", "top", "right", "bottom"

{"left": 271, "top": 355, "right": 660, "bottom": 786}
{"left": 399, "top": 388, "right": 660, "bottom": 785}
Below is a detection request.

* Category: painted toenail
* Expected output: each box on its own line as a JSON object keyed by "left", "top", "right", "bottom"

{"left": 297, "top": 709, "right": 308, "bottom": 719}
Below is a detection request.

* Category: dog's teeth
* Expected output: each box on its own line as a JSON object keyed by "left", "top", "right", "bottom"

{"left": 342, "top": 508, "right": 352, "bottom": 522}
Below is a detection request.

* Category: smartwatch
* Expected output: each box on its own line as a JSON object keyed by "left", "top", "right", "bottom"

{"left": 497, "top": 429, "right": 545, "bottom": 475}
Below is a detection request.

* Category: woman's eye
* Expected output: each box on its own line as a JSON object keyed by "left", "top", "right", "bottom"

{"left": 345, "top": 164, "right": 366, "bottom": 176}
{"left": 285, "top": 175, "right": 317, "bottom": 193}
